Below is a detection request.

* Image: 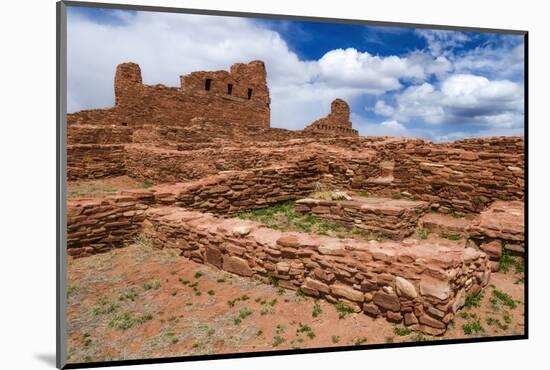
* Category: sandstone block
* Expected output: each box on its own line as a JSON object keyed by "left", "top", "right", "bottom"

{"left": 419, "top": 275, "right": 451, "bottom": 300}
{"left": 222, "top": 255, "right": 253, "bottom": 277}
{"left": 395, "top": 276, "right": 418, "bottom": 298}
{"left": 373, "top": 291, "right": 401, "bottom": 312}
{"left": 330, "top": 284, "right": 364, "bottom": 302}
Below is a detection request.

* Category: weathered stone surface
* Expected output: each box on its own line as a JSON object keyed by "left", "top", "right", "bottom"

{"left": 480, "top": 240, "right": 503, "bottom": 259}
{"left": 420, "top": 275, "right": 451, "bottom": 300}
{"left": 205, "top": 246, "right": 222, "bottom": 268}
{"left": 418, "top": 314, "right": 446, "bottom": 329}
{"left": 330, "top": 284, "right": 364, "bottom": 302}
{"left": 404, "top": 312, "right": 418, "bottom": 326}
{"left": 395, "top": 276, "right": 418, "bottom": 298}
{"left": 363, "top": 303, "right": 381, "bottom": 317}
{"left": 452, "top": 288, "right": 466, "bottom": 313}
{"left": 373, "top": 292, "right": 401, "bottom": 312}
{"left": 318, "top": 240, "right": 346, "bottom": 256}
{"left": 303, "top": 277, "right": 330, "bottom": 295}
{"left": 222, "top": 255, "right": 253, "bottom": 277}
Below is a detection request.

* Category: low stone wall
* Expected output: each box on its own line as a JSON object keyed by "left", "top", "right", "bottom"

{"left": 66, "top": 190, "right": 154, "bottom": 257}
{"left": 142, "top": 207, "right": 491, "bottom": 334}
{"left": 68, "top": 124, "right": 133, "bottom": 144}
{"left": 67, "top": 158, "right": 322, "bottom": 254}
{"left": 295, "top": 197, "right": 429, "bottom": 239}
{"left": 470, "top": 200, "right": 525, "bottom": 260}
{"left": 124, "top": 145, "right": 299, "bottom": 184}
{"left": 365, "top": 143, "right": 525, "bottom": 214}
{"left": 67, "top": 144, "right": 126, "bottom": 180}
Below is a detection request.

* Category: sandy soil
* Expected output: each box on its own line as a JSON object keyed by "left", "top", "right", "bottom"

{"left": 68, "top": 175, "right": 147, "bottom": 198}
{"left": 66, "top": 241, "right": 525, "bottom": 364}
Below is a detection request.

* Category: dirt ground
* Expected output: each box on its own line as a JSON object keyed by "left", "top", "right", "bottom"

{"left": 68, "top": 175, "right": 147, "bottom": 198}
{"left": 66, "top": 241, "right": 525, "bottom": 364}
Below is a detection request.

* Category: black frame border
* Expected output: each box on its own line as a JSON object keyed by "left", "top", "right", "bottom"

{"left": 56, "top": 1, "right": 529, "bottom": 369}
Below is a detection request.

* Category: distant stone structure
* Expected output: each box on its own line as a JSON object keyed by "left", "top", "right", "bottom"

{"left": 304, "top": 99, "right": 358, "bottom": 137}
{"left": 70, "top": 60, "right": 271, "bottom": 131}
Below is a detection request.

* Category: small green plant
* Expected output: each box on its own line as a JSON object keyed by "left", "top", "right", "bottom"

{"left": 238, "top": 307, "right": 253, "bottom": 320}
{"left": 241, "top": 294, "right": 250, "bottom": 301}
{"left": 498, "top": 250, "right": 524, "bottom": 273}
{"left": 393, "top": 326, "right": 412, "bottom": 336}
{"left": 207, "top": 290, "right": 215, "bottom": 296}
{"left": 277, "top": 287, "right": 285, "bottom": 295}
{"left": 227, "top": 298, "right": 240, "bottom": 307}
{"left": 503, "top": 313, "right": 512, "bottom": 324}
{"left": 179, "top": 278, "right": 190, "bottom": 285}
{"left": 143, "top": 280, "right": 161, "bottom": 291}
{"left": 216, "top": 278, "right": 226, "bottom": 283}
{"left": 331, "top": 335, "right": 340, "bottom": 344}
{"left": 108, "top": 312, "right": 152, "bottom": 330}
{"left": 234, "top": 318, "right": 242, "bottom": 325}
{"left": 458, "top": 312, "right": 470, "bottom": 319}
{"left": 267, "top": 275, "right": 280, "bottom": 287}
{"left": 297, "top": 323, "right": 315, "bottom": 339}
{"left": 194, "top": 271, "right": 204, "bottom": 279}
{"left": 492, "top": 289, "right": 517, "bottom": 309}
{"left": 418, "top": 228, "right": 429, "bottom": 240}
{"left": 92, "top": 298, "right": 118, "bottom": 316}
{"left": 67, "top": 285, "right": 78, "bottom": 298}
{"left": 514, "top": 277, "right": 525, "bottom": 285}
{"left": 386, "top": 336, "right": 394, "bottom": 343}
{"left": 276, "top": 323, "right": 285, "bottom": 334}
{"left": 295, "top": 288, "right": 306, "bottom": 298}
{"left": 353, "top": 337, "right": 368, "bottom": 345}
{"left": 312, "top": 301, "right": 322, "bottom": 318}
{"left": 256, "top": 330, "right": 263, "bottom": 336}
{"left": 272, "top": 336, "right": 285, "bottom": 347}
{"left": 486, "top": 317, "right": 509, "bottom": 330}
{"left": 462, "top": 318, "right": 485, "bottom": 335}
{"left": 119, "top": 288, "right": 138, "bottom": 302}
{"left": 142, "top": 182, "right": 152, "bottom": 189}
{"left": 441, "top": 232, "right": 461, "bottom": 241}
{"left": 464, "top": 291, "right": 483, "bottom": 308}
{"left": 335, "top": 303, "right": 355, "bottom": 319}
{"left": 268, "top": 298, "right": 278, "bottom": 306}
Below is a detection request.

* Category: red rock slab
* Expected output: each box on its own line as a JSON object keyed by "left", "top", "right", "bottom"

{"left": 470, "top": 200, "right": 525, "bottom": 248}
{"left": 419, "top": 213, "right": 473, "bottom": 236}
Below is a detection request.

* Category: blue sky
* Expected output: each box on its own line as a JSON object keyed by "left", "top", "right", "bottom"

{"left": 67, "top": 6, "right": 525, "bottom": 141}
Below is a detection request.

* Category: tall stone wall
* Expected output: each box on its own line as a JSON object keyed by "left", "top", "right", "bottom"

{"left": 68, "top": 61, "right": 271, "bottom": 133}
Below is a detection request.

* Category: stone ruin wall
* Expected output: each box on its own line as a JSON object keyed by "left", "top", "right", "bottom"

{"left": 142, "top": 207, "right": 489, "bottom": 335}
{"left": 67, "top": 136, "right": 525, "bottom": 215}
{"left": 66, "top": 189, "right": 491, "bottom": 335}
{"left": 304, "top": 99, "right": 358, "bottom": 137}
{"left": 68, "top": 61, "right": 271, "bottom": 133}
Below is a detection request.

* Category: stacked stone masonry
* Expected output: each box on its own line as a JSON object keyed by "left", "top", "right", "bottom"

{"left": 140, "top": 207, "right": 490, "bottom": 335}
{"left": 304, "top": 99, "right": 358, "bottom": 137}
{"left": 295, "top": 197, "right": 429, "bottom": 239}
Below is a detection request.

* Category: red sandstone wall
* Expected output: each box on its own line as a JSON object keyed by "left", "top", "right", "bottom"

{"left": 67, "top": 125, "right": 133, "bottom": 145}
{"left": 142, "top": 207, "right": 490, "bottom": 334}
{"left": 304, "top": 99, "right": 358, "bottom": 137}
{"left": 67, "top": 145, "right": 126, "bottom": 180}
{"left": 68, "top": 61, "right": 271, "bottom": 134}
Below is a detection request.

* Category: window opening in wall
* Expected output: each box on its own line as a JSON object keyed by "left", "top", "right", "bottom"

{"left": 205, "top": 79, "right": 212, "bottom": 91}
{"left": 247, "top": 88, "right": 253, "bottom": 100}
{"left": 227, "top": 84, "right": 233, "bottom": 95}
